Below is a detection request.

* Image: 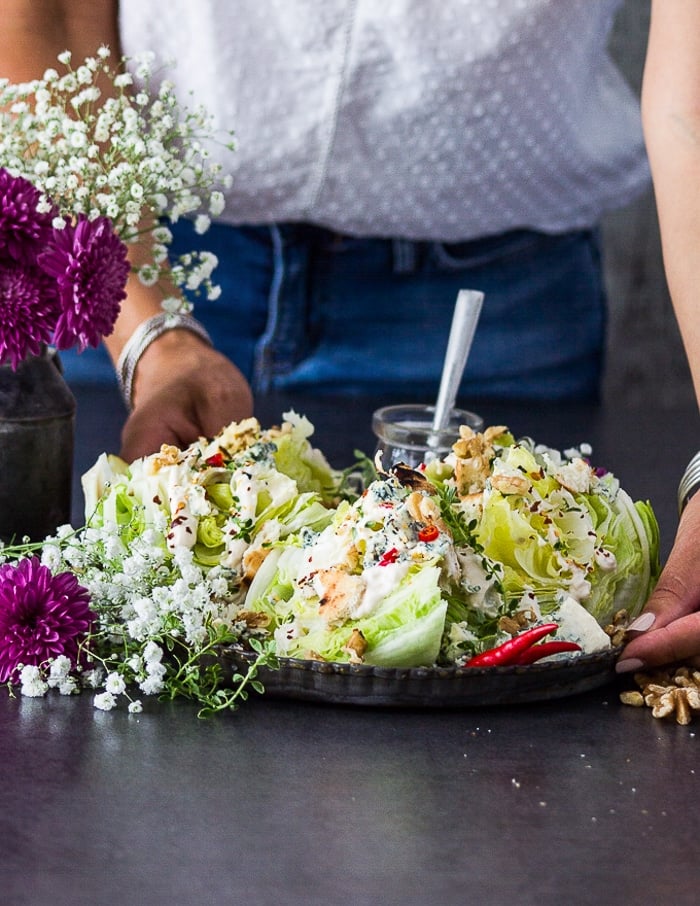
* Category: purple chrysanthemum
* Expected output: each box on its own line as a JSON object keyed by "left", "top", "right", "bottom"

{"left": 38, "top": 215, "right": 130, "bottom": 352}
{"left": 0, "top": 168, "right": 57, "bottom": 267}
{"left": 0, "top": 259, "right": 61, "bottom": 369}
{"left": 0, "top": 557, "right": 95, "bottom": 684}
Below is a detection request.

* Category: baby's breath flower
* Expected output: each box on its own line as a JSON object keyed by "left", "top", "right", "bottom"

{"left": 57, "top": 676, "right": 79, "bottom": 695}
{"left": 151, "top": 244, "right": 169, "bottom": 265}
{"left": 94, "top": 691, "right": 117, "bottom": 711}
{"left": 48, "top": 655, "right": 72, "bottom": 679}
{"left": 0, "top": 46, "right": 231, "bottom": 321}
{"left": 20, "top": 665, "right": 49, "bottom": 698}
{"left": 139, "top": 675, "right": 164, "bottom": 695}
{"left": 76, "top": 65, "right": 93, "bottom": 85}
{"left": 194, "top": 214, "right": 210, "bottom": 234}
{"left": 136, "top": 264, "right": 159, "bottom": 287}
{"left": 82, "top": 667, "right": 105, "bottom": 689}
{"left": 209, "top": 191, "right": 225, "bottom": 217}
{"left": 143, "top": 640, "right": 163, "bottom": 664}
{"left": 105, "top": 672, "right": 127, "bottom": 695}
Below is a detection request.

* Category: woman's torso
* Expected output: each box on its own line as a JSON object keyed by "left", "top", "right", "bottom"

{"left": 119, "top": 0, "right": 649, "bottom": 240}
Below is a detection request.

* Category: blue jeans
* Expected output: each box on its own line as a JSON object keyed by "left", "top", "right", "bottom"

{"left": 60, "top": 222, "right": 606, "bottom": 400}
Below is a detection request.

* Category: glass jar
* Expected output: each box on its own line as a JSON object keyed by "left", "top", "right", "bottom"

{"left": 372, "top": 403, "right": 484, "bottom": 470}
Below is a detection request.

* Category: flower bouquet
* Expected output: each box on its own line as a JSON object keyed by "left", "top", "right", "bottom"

{"left": 0, "top": 47, "right": 231, "bottom": 540}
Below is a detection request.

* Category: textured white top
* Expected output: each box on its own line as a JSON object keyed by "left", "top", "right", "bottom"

{"left": 119, "top": 0, "right": 649, "bottom": 241}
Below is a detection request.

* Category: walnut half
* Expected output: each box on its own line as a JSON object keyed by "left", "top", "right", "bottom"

{"left": 620, "top": 666, "right": 700, "bottom": 725}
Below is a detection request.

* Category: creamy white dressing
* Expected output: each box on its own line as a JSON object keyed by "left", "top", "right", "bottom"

{"left": 222, "top": 537, "right": 249, "bottom": 570}
{"left": 567, "top": 565, "right": 592, "bottom": 602}
{"left": 300, "top": 525, "right": 353, "bottom": 575}
{"left": 356, "top": 493, "right": 397, "bottom": 525}
{"left": 456, "top": 549, "right": 502, "bottom": 615}
{"left": 553, "top": 458, "right": 592, "bottom": 494}
{"left": 594, "top": 547, "right": 617, "bottom": 571}
{"left": 166, "top": 497, "right": 198, "bottom": 550}
{"left": 183, "top": 483, "right": 210, "bottom": 517}
{"left": 230, "top": 470, "right": 258, "bottom": 523}
{"left": 257, "top": 468, "right": 298, "bottom": 512}
{"left": 355, "top": 561, "right": 410, "bottom": 617}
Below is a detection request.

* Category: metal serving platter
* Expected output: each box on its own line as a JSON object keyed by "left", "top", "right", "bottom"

{"left": 221, "top": 645, "right": 621, "bottom": 708}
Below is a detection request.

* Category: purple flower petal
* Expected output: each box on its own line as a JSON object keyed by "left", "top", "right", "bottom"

{"left": 38, "top": 215, "right": 130, "bottom": 352}
{"left": 0, "top": 259, "right": 61, "bottom": 369}
{"left": 0, "top": 557, "right": 95, "bottom": 684}
{"left": 0, "top": 168, "right": 57, "bottom": 267}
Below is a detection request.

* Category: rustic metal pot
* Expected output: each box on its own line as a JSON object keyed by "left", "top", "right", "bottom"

{"left": 0, "top": 347, "right": 76, "bottom": 542}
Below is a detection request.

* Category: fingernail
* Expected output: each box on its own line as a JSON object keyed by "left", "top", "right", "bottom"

{"left": 615, "top": 658, "right": 645, "bottom": 674}
{"left": 627, "top": 612, "right": 656, "bottom": 633}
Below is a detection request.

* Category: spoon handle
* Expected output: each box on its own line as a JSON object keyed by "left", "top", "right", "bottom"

{"left": 431, "top": 289, "right": 484, "bottom": 433}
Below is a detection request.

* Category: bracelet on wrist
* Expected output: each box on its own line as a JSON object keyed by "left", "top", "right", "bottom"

{"left": 116, "top": 312, "right": 212, "bottom": 409}
{"left": 678, "top": 450, "right": 700, "bottom": 514}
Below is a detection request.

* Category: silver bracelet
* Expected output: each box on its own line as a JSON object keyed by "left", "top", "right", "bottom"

{"left": 678, "top": 450, "right": 700, "bottom": 514}
{"left": 116, "top": 312, "right": 212, "bottom": 409}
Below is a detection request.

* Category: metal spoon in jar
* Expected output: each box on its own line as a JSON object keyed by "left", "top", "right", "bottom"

{"left": 430, "top": 288, "right": 484, "bottom": 442}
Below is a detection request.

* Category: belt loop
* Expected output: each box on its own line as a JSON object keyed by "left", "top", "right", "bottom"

{"left": 392, "top": 238, "right": 417, "bottom": 274}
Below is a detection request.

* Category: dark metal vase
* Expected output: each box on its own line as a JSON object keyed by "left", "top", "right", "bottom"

{"left": 0, "top": 347, "right": 76, "bottom": 542}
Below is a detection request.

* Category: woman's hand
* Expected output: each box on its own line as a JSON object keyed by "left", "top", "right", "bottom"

{"left": 617, "top": 491, "right": 700, "bottom": 673}
{"left": 118, "top": 329, "right": 254, "bottom": 461}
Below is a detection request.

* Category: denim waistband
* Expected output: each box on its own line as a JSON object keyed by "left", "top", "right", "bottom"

{"left": 270, "top": 223, "right": 583, "bottom": 276}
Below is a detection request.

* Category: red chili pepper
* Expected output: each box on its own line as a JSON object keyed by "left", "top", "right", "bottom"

{"left": 464, "top": 623, "right": 559, "bottom": 668}
{"left": 205, "top": 452, "right": 226, "bottom": 467}
{"left": 378, "top": 547, "right": 399, "bottom": 566}
{"left": 418, "top": 524, "right": 439, "bottom": 543}
{"left": 512, "top": 640, "right": 582, "bottom": 665}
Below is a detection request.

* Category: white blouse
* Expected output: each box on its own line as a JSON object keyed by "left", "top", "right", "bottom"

{"left": 119, "top": 0, "right": 649, "bottom": 240}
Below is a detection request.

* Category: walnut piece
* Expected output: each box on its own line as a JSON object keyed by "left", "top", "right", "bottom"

{"left": 620, "top": 666, "right": 700, "bottom": 725}
{"left": 451, "top": 425, "right": 508, "bottom": 497}
{"left": 342, "top": 628, "right": 368, "bottom": 663}
{"left": 497, "top": 611, "right": 534, "bottom": 636}
{"left": 235, "top": 610, "right": 271, "bottom": 629}
{"left": 405, "top": 490, "right": 442, "bottom": 525}
{"left": 619, "top": 690, "right": 644, "bottom": 707}
{"left": 604, "top": 608, "right": 630, "bottom": 647}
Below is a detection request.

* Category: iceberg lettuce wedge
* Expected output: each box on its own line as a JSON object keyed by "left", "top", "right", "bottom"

{"left": 258, "top": 563, "right": 447, "bottom": 668}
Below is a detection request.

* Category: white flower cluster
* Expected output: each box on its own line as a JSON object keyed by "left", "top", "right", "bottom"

{"left": 18, "top": 655, "right": 80, "bottom": 698}
{"left": 0, "top": 46, "right": 234, "bottom": 310}
{"left": 8, "top": 520, "right": 247, "bottom": 714}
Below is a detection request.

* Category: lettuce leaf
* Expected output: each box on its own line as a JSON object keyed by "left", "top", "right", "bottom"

{"left": 270, "top": 410, "right": 340, "bottom": 503}
{"left": 246, "top": 557, "right": 447, "bottom": 668}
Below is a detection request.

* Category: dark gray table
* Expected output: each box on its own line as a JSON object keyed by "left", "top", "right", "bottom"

{"left": 3, "top": 384, "right": 700, "bottom": 906}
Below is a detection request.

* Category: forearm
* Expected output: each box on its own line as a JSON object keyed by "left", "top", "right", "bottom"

{"left": 0, "top": 1, "right": 119, "bottom": 79}
{"left": 643, "top": 0, "right": 700, "bottom": 404}
{"left": 102, "top": 246, "right": 177, "bottom": 368}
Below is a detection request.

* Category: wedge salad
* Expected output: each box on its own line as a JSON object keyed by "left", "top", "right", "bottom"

{"left": 83, "top": 413, "right": 660, "bottom": 671}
